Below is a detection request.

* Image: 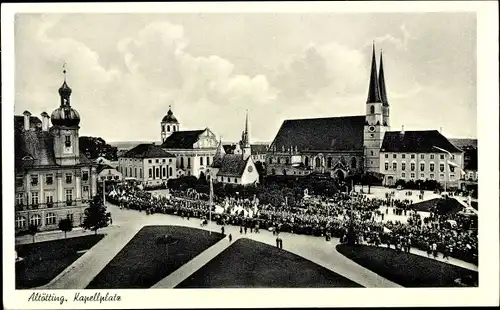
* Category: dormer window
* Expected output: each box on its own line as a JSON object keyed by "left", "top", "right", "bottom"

{"left": 65, "top": 136, "right": 71, "bottom": 147}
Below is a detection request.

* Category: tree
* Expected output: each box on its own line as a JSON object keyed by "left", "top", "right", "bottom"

{"left": 27, "top": 224, "right": 39, "bottom": 243}
{"left": 79, "top": 136, "right": 118, "bottom": 161}
{"left": 81, "top": 196, "right": 111, "bottom": 234}
{"left": 58, "top": 217, "right": 73, "bottom": 238}
{"left": 156, "top": 234, "right": 178, "bottom": 260}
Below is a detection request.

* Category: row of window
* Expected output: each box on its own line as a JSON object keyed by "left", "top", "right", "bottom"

{"left": 384, "top": 153, "right": 455, "bottom": 160}
{"left": 101, "top": 175, "right": 121, "bottom": 181}
{"left": 399, "top": 172, "right": 456, "bottom": 181}
{"left": 16, "top": 188, "right": 89, "bottom": 206}
{"left": 15, "top": 213, "right": 75, "bottom": 229}
{"left": 221, "top": 177, "right": 238, "bottom": 183}
{"left": 269, "top": 157, "right": 357, "bottom": 169}
{"left": 24, "top": 171, "right": 90, "bottom": 187}
{"left": 384, "top": 162, "right": 456, "bottom": 173}
{"left": 162, "top": 124, "right": 178, "bottom": 132}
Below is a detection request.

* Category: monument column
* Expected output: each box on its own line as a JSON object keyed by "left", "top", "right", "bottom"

{"left": 91, "top": 167, "right": 97, "bottom": 197}
{"left": 75, "top": 170, "right": 82, "bottom": 202}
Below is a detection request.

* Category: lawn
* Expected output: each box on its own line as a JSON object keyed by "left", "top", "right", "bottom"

{"left": 336, "top": 244, "right": 478, "bottom": 287}
{"left": 409, "top": 198, "right": 462, "bottom": 213}
{"left": 86, "top": 225, "right": 224, "bottom": 289}
{"left": 177, "top": 238, "right": 362, "bottom": 288}
{"left": 15, "top": 234, "right": 105, "bottom": 289}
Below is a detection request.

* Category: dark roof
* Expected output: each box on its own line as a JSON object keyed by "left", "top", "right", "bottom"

{"left": 14, "top": 126, "right": 92, "bottom": 171}
{"left": 162, "top": 107, "right": 179, "bottom": 123}
{"left": 216, "top": 154, "right": 249, "bottom": 177}
{"left": 161, "top": 130, "right": 205, "bottom": 149}
{"left": 463, "top": 148, "right": 478, "bottom": 170}
{"left": 14, "top": 115, "right": 42, "bottom": 131}
{"left": 123, "top": 143, "right": 175, "bottom": 158}
{"left": 449, "top": 138, "right": 478, "bottom": 149}
{"left": 97, "top": 164, "right": 117, "bottom": 174}
{"left": 270, "top": 116, "right": 365, "bottom": 152}
{"left": 367, "top": 45, "right": 382, "bottom": 103}
{"left": 380, "top": 130, "right": 463, "bottom": 153}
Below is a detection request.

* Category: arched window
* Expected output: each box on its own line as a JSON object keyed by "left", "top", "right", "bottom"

{"left": 187, "top": 158, "right": 191, "bottom": 168}
{"left": 45, "top": 212, "right": 56, "bottom": 225}
{"left": 207, "top": 157, "right": 210, "bottom": 165}
{"left": 351, "top": 157, "right": 357, "bottom": 169}
{"left": 173, "top": 125, "right": 176, "bottom": 132}
{"left": 163, "top": 167, "right": 166, "bottom": 178}
{"left": 370, "top": 150, "right": 374, "bottom": 156}
{"left": 156, "top": 168, "right": 160, "bottom": 178}
{"left": 162, "top": 125, "right": 165, "bottom": 132}
{"left": 129, "top": 168, "right": 132, "bottom": 177}
{"left": 149, "top": 168, "right": 152, "bottom": 178}
{"left": 135, "top": 168, "right": 137, "bottom": 177}
{"left": 370, "top": 105, "right": 375, "bottom": 114}
{"left": 169, "top": 167, "right": 173, "bottom": 177}
{"left": 15, "top": 216, "right": 26, "bottom": 229}
{"left": 30, "top": 214, "right": 41, "bottom": 227}
{"left": 283, "top": 169, "right": 287, "bottom": 175}
{"left": 277, "top": 158, "right": 281, "bottom": 164}
{"left": 200, "top": 157, "right": 204, "bottom": 166}
{"left": 271, "top": 169, "right": 276, "bottom": 175}
{"left": 167, "top": 125, "right": 170, "bottom": 132}
{"left": 315, "top": 157, "right": 321, "bottom": 168}
{"left": 304, "top": 157, "right": 309, "bottom": 167}
{"left": 180, "top": 157, "right": 184, "bottom": 168}
{"left": 269, "top": 158, "right": 273, "bottom": 164}
{"left": 140, "top": 169, "right": 143, "bottom": 178}
{"left": 327, "top": 157, "right": 333, "bottom": 168}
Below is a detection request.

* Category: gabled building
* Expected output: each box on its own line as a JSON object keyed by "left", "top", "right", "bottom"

{"left": 15, "top": 69, "right": 98, "bottom": 233}
{"left": 160, "top": 107, "right": 218, "bottom": 178}
{"left": 97, "top": 165, "right": 123, "bottom": 183}
{"left": 118, "top": 143, "right": 176, "bottom": 187}
{"left": 211, "top": 111, "right": 259, "bottom": 185}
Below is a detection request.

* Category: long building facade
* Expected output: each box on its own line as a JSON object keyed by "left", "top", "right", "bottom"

{"left": 15, "top": 71, "right": 98, "bottom": 233}
{"left": 266, "top": 44, "right": 465, "bottom": 188}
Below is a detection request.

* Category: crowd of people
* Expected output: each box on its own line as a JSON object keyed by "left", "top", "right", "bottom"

{"left": 106, "top": 183, "right": 478, "bottom": 265}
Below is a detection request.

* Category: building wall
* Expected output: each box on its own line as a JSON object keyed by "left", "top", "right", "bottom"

{"left": 15, "top": 165, "right": 96, "bottom": 233}
{"left": 98, "top": 168, "right": 123, "bottom": 182}
{"left": 379, "top": 151, "right": 464, "bottom": 188}
{"left": 266, "top": 151, "right": 363, "bottom": 176}
{"left": 166, "top": 149, "right": 217, "bottom": 178}
{"left": 118, "top": 156, "right": 177, "bottom": 186}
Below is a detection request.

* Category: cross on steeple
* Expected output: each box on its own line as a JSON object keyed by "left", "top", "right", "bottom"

{"left": 63, "top": 62, "right": 67, "bottom": 81}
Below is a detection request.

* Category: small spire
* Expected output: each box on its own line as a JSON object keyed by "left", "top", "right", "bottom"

{"left": 366, "top": 42, "right": 382, "bottom": 104}
{"left": 63, "top": 62, "right": 67, "bottom": 81}
{"left": 379, "top": 51, "right": 389, "bottom": 106}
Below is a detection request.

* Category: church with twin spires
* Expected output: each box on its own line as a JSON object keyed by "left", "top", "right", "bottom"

{"left": 267, "top": 44, "right": 464, "bottom": 188}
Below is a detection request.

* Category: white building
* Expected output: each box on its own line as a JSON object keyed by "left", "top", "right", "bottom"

{"left": 160, "top": 107, "right": 218, "bottom": 179}
{"left": 379, "top": 129, "right": 464, "bottom": 188}
{"left": 97, "top": 165, "right": 123, "bottom": 183}
{"left": 118, "top": 143, "right": 177, "bottom": 187}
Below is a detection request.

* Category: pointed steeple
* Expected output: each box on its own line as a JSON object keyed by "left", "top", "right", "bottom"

{"left": 366, "top": 43, "right": 382, "bottom": 103}
{"left": 215, "top": 137, "right": 226, "bottom": 159}
{"left": 379, "top": 51, "right": 389, "bottom": 106}
{"left": 242, "top": 109, "right": 250, "bottom": 147}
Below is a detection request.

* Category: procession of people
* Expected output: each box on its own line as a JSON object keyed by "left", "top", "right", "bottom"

{"left": 106, "top": 182, "right": 477, "bottom": 264}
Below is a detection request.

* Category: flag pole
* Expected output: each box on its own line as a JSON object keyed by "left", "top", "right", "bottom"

{"left": 209, "top": 176, "right": 213, "bottom": 234}
{"left": 103, "top": 179, "right": 106, "bottom": 205}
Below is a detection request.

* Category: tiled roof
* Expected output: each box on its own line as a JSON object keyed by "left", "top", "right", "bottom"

{"left": 14, "top": 126, "right": 92, "bottom": 171}
{"left": 269, "top": 116, "right": 365, "bottom": 152}
{"left": 14, "top": 115, "right": 42, "bottom": 131}
{"left": 380, "top": 130, "right": 463, "bottom": 153}
{"left": 122, "top": 143, "right": 175, "bottom": 158}
{"left": 449, "top": 138, "right": 478, "bottom": 149}
{"left": 367, "top": 45, "right": 382, "bottom": 104}
{"left": 216, "top": 154, "right": 249, "bottom": 177}
{"left": 161, "top": 130, "right": 205, "bottom": 149}
{"left": 97, "top": 164, "right": 117, "bottom": 174}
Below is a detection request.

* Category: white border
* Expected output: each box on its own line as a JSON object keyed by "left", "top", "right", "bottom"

{"left": 2, "top": 2, "right": 499, "bottom": 309}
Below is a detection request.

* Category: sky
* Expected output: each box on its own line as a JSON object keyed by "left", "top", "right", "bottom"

{"left": 14, "top": 13, "right": 477, "bottom": 143}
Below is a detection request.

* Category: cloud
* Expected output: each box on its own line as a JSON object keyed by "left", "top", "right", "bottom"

{"left": 372, "top": 24, "right": 415, "bottom": 51}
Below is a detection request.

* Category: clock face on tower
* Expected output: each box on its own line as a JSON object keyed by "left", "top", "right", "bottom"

{"left": 248, "top": 166, "right": 253, "bottom": 173}
{"left": 368, "top": 126, "right": 376, "bottom": 132}
{"left": 64, "top": 146, "right": 73, "bottom": 154}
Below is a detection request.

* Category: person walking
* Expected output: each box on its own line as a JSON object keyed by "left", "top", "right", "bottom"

{"left": 276, "top": 237, "right": 280, "bottom": 248}
{"left": 240, "top": 226, "right": 243, "bottom": 234}
{"left": 279, "top": 238, "right": 283, "bottom": 249}
{"left": 228, "top": 234, "right": 232, "bottom": 243}
{"left": 221, "top": 226, "right": 225, "bottom": 235}
{"left": 244, "top": 226, "right": 248, "bottom": 234}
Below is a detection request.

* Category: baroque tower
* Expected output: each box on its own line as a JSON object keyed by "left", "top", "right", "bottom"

{"left": 161, "top": 105, "right": 180, "bottom": 143}
{"left": 364, "top": 44, "right": 390, "bottom": 173}
{"left": 51, "top": 66, "right": 81, "bottom": 166}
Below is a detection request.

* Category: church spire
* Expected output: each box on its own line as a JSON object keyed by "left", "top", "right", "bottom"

{"left": 379, "top": 51, "right": 389, "bottom": 106}
{"left": 215, "top": 137, "right": 226, "bottom": 159}
{"left": 366, "top": 43, "right": 382, "bottom": 103}
{"left": 242, "top": 109, "right": 250, "bottom": 147}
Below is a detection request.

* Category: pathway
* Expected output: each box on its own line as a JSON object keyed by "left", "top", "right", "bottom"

{"left": 38, "top": 223, "right": 142, "bottom": 290}
{"left": 33, "top": 202, "right": 477, "bottom": 289}
{"left": 152, "top": 235, "right": 235, "bottom": 288}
